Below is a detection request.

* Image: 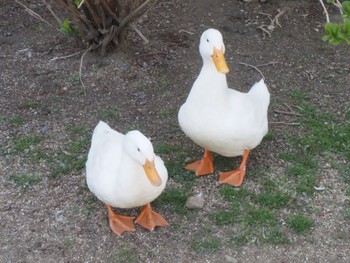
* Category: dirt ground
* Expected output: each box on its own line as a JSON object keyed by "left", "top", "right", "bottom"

{"left": 1, "top": 0, "right": 349, "bottom": 262}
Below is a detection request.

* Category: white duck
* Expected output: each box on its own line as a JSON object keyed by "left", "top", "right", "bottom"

{"left": 178, "top": 28, "right": 270, "bottom": 187}
{"left": 86, "top": 121, "right": 168, "bottom": 235}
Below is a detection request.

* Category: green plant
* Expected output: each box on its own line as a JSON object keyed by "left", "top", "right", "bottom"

{"left": 153, "top": 188, "right": 188, "bottom": 214}
{"left": 243, "top": 206, "right": 279, "bottom": 226}
{"left": 265, "top": 229, "right": 290, "bottom": 245}
{"left": 13, "top": 135, "right": 44, "bottom": 152}
{"left": 10, "top": 174, "right": 42, "bottom": 189}
{"left": 98, "top": 108, "right": 120, "bottom": 119}
{"left": 255, "top": 191, "right": 291, "bottom": 209}
{"left": 322, "top": 0, "right": 350, "bottom": 45}
{"left": 191, "top": 236, "right": 221, "bottom": 253}
{"left": 286, "top": 214, "right": 315, "bottom": 234}
{"left": 51, "top": 137, "right": 89, "bottom": 178}
{"left": 54, "top": 0, "right": 160, "bottom": 55}
{"left": 59, "top": 18, "right": 78, "bottom": 37}
{"left": 114, "top": 247, "right": 138, "bottom": 263}
{"left": 212, "top": 207, "right": 241, "bottom": 226}
{"left": 10, "top": 116, "right": 25, "bottom": 125}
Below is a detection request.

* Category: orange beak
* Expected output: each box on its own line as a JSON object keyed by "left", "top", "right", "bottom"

{"left": 143, "top": 159, "right": 162, "bottom": 187}
{"left": 212, "top": 47, "right": 229, "bottom": 74}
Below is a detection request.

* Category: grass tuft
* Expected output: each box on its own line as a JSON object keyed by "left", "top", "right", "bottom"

{"left": 13, "top": 135, "right": 44, "bottom": 153}
{"left": 286, "top": 214, "right": 315, "bottom": 234}
{"left": 154, "top": 188, "right": 188, "bottom": 214}
{"left": 10, "top": 174, "right": 42, "bottom": 189}
{"left": 191, "top": 236, "right": 221, "bottom": 253}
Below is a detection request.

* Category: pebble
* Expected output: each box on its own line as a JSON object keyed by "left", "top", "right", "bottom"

{"left": 225, "top": 255, "right": 238, "bottom": 263}
{"left": 40, "top": 126, "right": 48, "bottom": 135}
{"left": 185, "top": 193, "right": 205, "bottom": 209}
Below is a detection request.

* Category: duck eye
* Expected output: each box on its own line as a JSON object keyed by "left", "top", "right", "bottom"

{"left": 137, "top": 148, "right": 140, "bottom": 152}
{"left": 206, "top": 39, "right": 209, "bottom": 43}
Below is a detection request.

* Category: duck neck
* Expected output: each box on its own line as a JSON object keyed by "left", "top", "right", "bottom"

{"left": 196, "top": 60, "right": 228, "bottom": 93}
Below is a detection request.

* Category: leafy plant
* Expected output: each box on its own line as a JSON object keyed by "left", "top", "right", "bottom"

{"left": 54, "top": 0, "right": 160, "bottom": 55}
{"left": 322, "top": 0, "right": 350, "bottom": 45}
{"left": 59, "top": 18, "right": 78, "bottom": 36}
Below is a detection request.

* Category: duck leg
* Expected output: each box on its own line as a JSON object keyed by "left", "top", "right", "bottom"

{"left": 219, "top": 149, "right": 250, "bottom": 187}
{"left": 135, "top": 203, "right": 168, "bottom": 231}
{"left": 106, "top": 205, "right": 135, "bottom": 236}
{"left": 185, "top": 149, "right": 214, "bottom": 176}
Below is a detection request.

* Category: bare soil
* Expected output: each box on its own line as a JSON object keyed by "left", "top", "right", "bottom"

{"left": 1, "top": 0, "right": 349, "bottom": 263}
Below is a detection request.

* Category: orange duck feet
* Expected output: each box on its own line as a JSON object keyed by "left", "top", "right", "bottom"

{"left": 106, "top": 205, "right": 135, "bottom": 236}
{"left": 185, "top": 150, "right": 214, "bottom": 176}
{"left": 135, "top": 203, "right": 168, "bottom": 231}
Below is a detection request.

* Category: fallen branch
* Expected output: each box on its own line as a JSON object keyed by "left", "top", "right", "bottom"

{"left": 239, "top": 62, "right": 265, "bottom": 80}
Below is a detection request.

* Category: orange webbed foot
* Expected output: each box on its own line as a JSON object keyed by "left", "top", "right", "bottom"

{"left": 185, "top": 150, "right": 214, "bottom": 176}
{"left": 135, "top": 203, "right": 168, "bottom": 231}
{"left": 219, "top": 149, "right": 250, "bottom": 187}
{"left": 106, "top": 205, "right": 135, "bottom": 236}
{"left": 219, "top": 166, "right": 246, "bottom": 187}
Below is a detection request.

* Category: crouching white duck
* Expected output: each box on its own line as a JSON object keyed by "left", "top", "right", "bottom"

{"left": 178, "top": 28, "right": 270, "bottom": 187}
{"left": 86, "top": 121, "right": 168, "bottom": 235}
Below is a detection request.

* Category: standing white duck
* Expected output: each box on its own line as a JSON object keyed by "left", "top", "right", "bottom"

{"left": 86, "top": 121, "right": 168, "bottom": 235}
{"left": 178, "top": 28, "right": 270, "bottom": 187}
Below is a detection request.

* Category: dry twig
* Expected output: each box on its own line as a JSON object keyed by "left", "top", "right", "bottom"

{"left": 50, "top": 50, "right": 85, "bottom": 61}
{"left": 15, "top": 0, "right": 53, "bottom": 27}
{"left": 274, "top": 110, "right": 303, "bottom": 117}
{"left": 270, "top": 121, "right": 301, "bottom": 126}
{"left": 79, "top": 47, "right": 92, "bottom": 95}
{"left": 258, "top": 8, "right": 287, "bottom": 37}
{"left": 239, "top": 62, "right": 265, "bottom": 80}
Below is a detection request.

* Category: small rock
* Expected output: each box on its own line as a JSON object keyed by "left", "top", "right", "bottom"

{"left": 40, "top": 126, "right": 48, "bottom": 135}
{"left": 185, "top": 193, "right": 205, "bottom": 209}
{"left": 184, "top": 157, "right": 193, "bottom": 163}
{"left": 55, "top": 210, "right": 65, "bottom": 222}
{"left": 225, "top": 255, "right": 238, "bottom": 263}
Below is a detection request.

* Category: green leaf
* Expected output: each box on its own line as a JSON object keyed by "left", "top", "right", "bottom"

{"left": 74, "top": 0, "right": 83, "bottom": 8}
{"left": 343, "top": 18, "right": 350, "bottom": 35}
{"left": 342, "top": 1, "right": 350, "bottom": 18}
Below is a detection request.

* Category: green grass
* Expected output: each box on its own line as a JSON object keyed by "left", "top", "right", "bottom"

{"left": 243, "top": 206, "right": 279, "bottom": 226}
{"left": 113, "top": 247, "right": 138, "bottom": 263}
{"left": 344, "top": 208, "right": 350, "bottom": 221}
{"left": 98, "top": 108, "right": 120, "bottom": 119}
{"left": 13, "top": 135, "right": 44, "bottom": 152}
{"left": 10, "top": 116, "right": 25, "bottom": 125}
{"left": 286, "top": 214, "right": 315, "bottom": 234}
{"left": 265, "top": 228, "right": 290, "bottom": 245}
{"left": 23, "top": 100, "right": 40, "bottom": 109}
{"left": 220, "top": 186, "right": 252, "bottom": 201}
{"left": 191, "top": 236, "right": 221, "bottom": 253}
{"left": 10, "top": 174, "right": 42, "bottom": 189}
{"left": 63, "top": 238, "right": 74, "bottom": 248}
{"left": 212, "top": 206, "right": 241, "bottom": 226}
{"left": 255, "top": 191, "right": 291, "bottom": 209}
{"left": 154, "top": 188, "right": 188, "bottom": 214}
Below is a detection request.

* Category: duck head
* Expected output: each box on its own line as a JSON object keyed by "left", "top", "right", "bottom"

{"left": 124, "top": 131, "right": 162, "bottom": 187}
{"left": 199, "top": 28, "right": 229, "bottom": 74}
